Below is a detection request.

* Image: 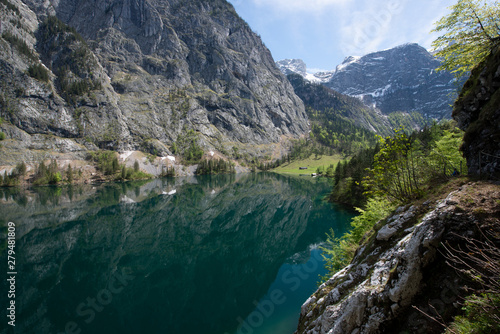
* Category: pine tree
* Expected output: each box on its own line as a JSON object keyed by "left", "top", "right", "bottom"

{"left": 66, "top": 164, "right": 73, "bottom": 183}
{"left": 134, "top": 160, "right": 139, "bottom": 173}
{"left": 112, "top": 157, "right": 120, "bottom": 174}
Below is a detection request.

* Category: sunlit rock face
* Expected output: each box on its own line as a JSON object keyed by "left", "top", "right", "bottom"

{"left": 296, "top": 183, "right": 500, "bottom": 334}
{"left": 0, "top": 0, "right": 308, "bottom": 164}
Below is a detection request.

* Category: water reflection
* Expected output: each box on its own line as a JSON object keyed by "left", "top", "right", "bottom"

{"left": 0, "top": 173, "right": 353, "bottom": 334}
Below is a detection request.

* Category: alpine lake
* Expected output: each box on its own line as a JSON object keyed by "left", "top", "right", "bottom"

{"left": 0, "top": 173, "right": 354, "bottom": 334}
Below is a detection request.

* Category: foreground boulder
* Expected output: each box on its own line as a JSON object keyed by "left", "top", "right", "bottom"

{"left": 296, "top": 182, "right": 500, "bottom": 334}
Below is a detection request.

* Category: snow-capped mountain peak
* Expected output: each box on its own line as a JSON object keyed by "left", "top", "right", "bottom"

{"left": 276, "top": 59, "right": 308, "bottom": 77}
{"left": 276, "top": 59, "right": 332, "bottom": 83}
{"left": 277, "top": 43, "right": 463, "bottom": 120}
{"left": 335, "top": 55, "right": 361, "bottom": 72}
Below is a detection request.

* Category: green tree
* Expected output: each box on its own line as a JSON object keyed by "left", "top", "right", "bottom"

{"left": 0, "top": 117, "right": 5, "bottom": 141}
{"left": 66, "top": 164, "right": 73, "bottom": 183}
{"left": 121, "top": 165, "right": 127, "bottom": 180}
{"left": 112, "top": 156, "right": 120, "bottom": 173}
{"left": 175, "top": 128, "right": 204, "bottom": 163}
{"left": 33, "top": 160, "right": 62, "bottom": 185}
{"left": 28, "top": 64, "right": 50, "bottom": 82}
{"left": 15, "top": 162, "right": 26, "bottom": 176}
{"left": 428, "top": 129, "right": 467, "bottom": 176}
{"left": 48, "top": 160, "right": 61, "bottom": 184}
{"left": 432, "top": 0, "right": 500, "bottom": 76}
{"left": 364, "top": 129, "right": 426, "bottom": 202}
{"left": 89, "top": 151, "right": 120, "bottom": 175}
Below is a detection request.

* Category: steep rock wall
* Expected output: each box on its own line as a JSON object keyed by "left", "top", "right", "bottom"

{"left": 453, "top": 46, "right": 500, "bottom": 178}
{"left": 296, "top": 182, "right": 500, "bottom": 333}
{"left": 0, "top": 0, "right": 308, "bottom": 165}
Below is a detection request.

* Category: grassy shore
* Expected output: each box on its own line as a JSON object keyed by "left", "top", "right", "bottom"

{"left": 272, "top": 154, "right": 343, "bottom": 175}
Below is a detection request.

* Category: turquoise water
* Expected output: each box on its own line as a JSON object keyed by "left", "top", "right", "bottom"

{"left": 0, "top": 173, "right": 354, "bottom": 334}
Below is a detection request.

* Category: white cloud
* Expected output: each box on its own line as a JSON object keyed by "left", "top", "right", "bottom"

{"left": 339, "top": 0, "right": 408, "bottom": 56}
{"left": 230, "top": 0, "right": 459, "bottom": 68}
{"left": 410, "top": 4, "right": 455, "bottom": 50}
{"left": 336, "top": 0, "right": 457, "bottom": 58}
{"left": 249, "top": 0, "right": 348, "bottom": 13}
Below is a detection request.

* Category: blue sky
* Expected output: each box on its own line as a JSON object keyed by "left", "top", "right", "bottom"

{"left": 227, "top": 0, "right": 457, "bottom": 72}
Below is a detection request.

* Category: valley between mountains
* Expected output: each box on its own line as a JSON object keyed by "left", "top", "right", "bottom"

{"left": 1, "top": 1, "right": 499, "bottom": 334}
{"left": 0, "top": 0, "right": 461, "bottom": 179}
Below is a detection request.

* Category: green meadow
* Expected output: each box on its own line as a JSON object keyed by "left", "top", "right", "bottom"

{"left": 272, "top": 154, "right": 343, "bottom": 175}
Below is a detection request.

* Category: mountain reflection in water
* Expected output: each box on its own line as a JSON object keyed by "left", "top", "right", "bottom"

{"left": 0, "top": 173, "right": 354, "bottom": 334}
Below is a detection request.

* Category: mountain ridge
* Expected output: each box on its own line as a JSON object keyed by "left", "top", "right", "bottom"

{"left": 0, "top": 0, "right": 309, "bottom": 167}
{"left": 277, "top": 43, "right": 462, "bottom": 120}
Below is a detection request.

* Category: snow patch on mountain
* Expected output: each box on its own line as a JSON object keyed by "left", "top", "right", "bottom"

{"left": 278, "top": 44, "right": 464, "bottom": 120}
{"left": 276, "top": 59, "right": 332, "bottom": 83}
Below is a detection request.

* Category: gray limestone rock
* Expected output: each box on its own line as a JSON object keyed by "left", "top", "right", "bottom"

{"left": 0, "top": 0, "right": 309, "bottom": 164}
{"left": 295, "top": 192, "right": 481, "bottom": 334}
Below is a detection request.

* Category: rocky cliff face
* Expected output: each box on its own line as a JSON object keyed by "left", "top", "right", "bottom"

{"left": 276, "top": 58, "right": 323, "bottom": 83}
{"left": 0, "top": 0, "right": 308, "bottom": 165}
{"left": 326, "top": 44, "right": 460, "bottom": 119}
{"left": 296, "top": 182, "right": 500, "bottom": 334}
{"left": 453, "top": 46, "right": 500, "bottom": 178}
{"left": 278, "top": 44, "right": 462, "bottom": 120}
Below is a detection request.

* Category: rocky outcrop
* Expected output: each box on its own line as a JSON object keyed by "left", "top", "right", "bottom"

{"left": 453, "top": 46, "right": 500, "bottom": 178}
{"left": 276, "top": 58, "right": 328, "bottom": 83}
{"left": 296, "top": 182, "right": 500, "bottom": 333}
{"left": 0, "top": 0, "right": 308, "bottom": 165}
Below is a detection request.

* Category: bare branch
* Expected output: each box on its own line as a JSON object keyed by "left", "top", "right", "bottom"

{"left": 470, "top": 6, "right": 495, "bottom": 42}
{"left": 412, "top": 305, "right": 457, "bottom": 334}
